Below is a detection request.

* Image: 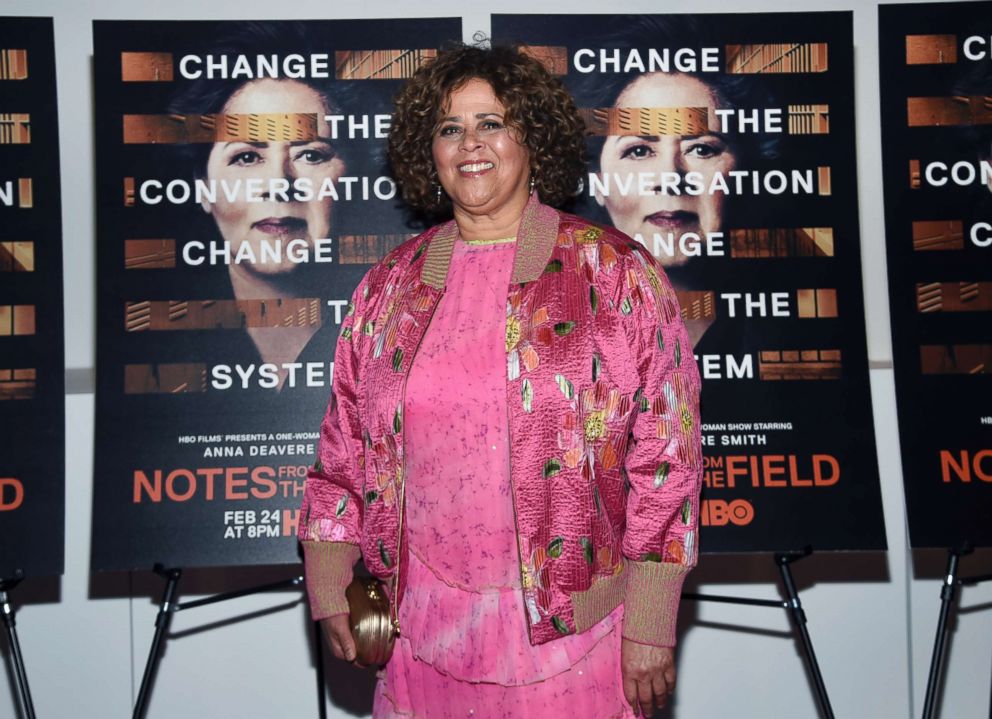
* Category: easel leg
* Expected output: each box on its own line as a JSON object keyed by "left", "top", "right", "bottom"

{"left": 0, "top": 577, "right": 36, "bottom": 719}
{"left": 133, "top": 566, "right": 182, "bottom": 719}
{"left": 775, "top": 551, "right": 834, "bottom": 719}
{"left": 314, "top": 621, "right": 327, "bottom": 719}
{"left": 922, "top": 548, "right": 966, "bottom": 719}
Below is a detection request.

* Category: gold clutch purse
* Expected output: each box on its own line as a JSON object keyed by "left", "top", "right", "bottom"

{"left": 346, "top": 575, "right": 396, "bottom": 665}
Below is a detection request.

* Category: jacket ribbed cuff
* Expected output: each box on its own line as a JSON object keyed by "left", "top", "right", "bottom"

{"left": 622, "top": 561, "right": 689, "bottom": 647}
{"left": 302, "top": 541, "right": 361, "bottom": 621}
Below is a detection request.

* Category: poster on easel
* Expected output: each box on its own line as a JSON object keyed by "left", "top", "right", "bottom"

{"left": 493, "top": 12, "right": 886, "bottom": 552}
{"left": 0, "top": 16, "right": 65, "bottom": 579}
{"left": 879, "top": 2, "right": 992, "bottom": 549}
{"left": 91, "top": 19, "right": 462, "bottom": 571}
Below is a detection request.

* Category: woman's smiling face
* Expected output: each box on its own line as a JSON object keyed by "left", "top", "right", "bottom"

{"left": 597, "top": 72, "right": 737, "bottom": 266}
{"left": 431, "top": 78, "right": 532, "bottom": 222}
{"left": 202, "top": 78, "right": 344, "bottom": 275}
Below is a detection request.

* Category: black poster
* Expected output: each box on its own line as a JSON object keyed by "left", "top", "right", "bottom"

{"left": 0, "top": 17, "right": 65, "bottom": 578}
{"left": 91, "top": 19, "right": 461, "bottom": 571}
{"left": 879, "top": 2, "right": 992, "bottom": 549}
{"left": 494, "top": 13, "right": 886, "bottom": 552}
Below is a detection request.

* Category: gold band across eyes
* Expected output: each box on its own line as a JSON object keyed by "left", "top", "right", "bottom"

{"left": 122, "top": 113, "right": 321, "bottom": 144}
{"left": 580, "top": 107, "right": 709, "bottom": 137}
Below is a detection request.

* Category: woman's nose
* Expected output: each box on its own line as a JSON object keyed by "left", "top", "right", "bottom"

{"left": 651, "top": 141, "right": 685, "bottom": 194}
{"left": 459, "top": 128, "right": 484, "bottom": 152}
{"left": 279, "top": 147, "right": 298, "bottom": 180}
{"left": 259, "top": 146, "right": 296, "bottom": 200}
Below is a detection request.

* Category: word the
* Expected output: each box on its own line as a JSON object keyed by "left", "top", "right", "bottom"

{"left": 715, "top": 108, "right": 783, "bottom": 133}
{"left": 325, "top": 114, "right": 392, "bottom": 139}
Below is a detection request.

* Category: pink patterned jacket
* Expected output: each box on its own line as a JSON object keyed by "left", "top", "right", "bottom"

{"left": 299, "top": 196, "right": 702, "bottom": 647}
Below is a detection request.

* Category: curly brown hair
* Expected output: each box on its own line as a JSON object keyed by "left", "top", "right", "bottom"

{"left": 388, "top": 44, "right": 586, "bottom": 216}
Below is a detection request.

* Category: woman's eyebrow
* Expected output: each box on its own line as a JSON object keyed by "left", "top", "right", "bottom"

{"left": 289, "top": 138, "right": 334, "bottom": 146}
{"left": 679, "top": 132, "right": 729, "bottom": 141}
{"left": 438, "top": 112, "right": 504, "bottom": 122}
{"left": 220, "top": 138, "right": 335, "bottom": 148}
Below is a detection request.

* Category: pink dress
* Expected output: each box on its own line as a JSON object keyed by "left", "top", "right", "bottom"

{"left": 373, "top": 238, "right": 634, "bottom": 718}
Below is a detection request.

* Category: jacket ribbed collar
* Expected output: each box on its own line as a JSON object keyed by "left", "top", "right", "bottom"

{"left": 420, "top": 193, "right": 561, "bottom": 289}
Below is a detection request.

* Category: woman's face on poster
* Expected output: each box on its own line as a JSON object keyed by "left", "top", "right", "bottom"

{"left": 596, "top": 72, "right": 737, "bottom": 267}
{"left": 202, "top": 78, "right": 345, "bottom": 275}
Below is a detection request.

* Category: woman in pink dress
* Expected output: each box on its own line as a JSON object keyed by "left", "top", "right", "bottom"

{"left": 299, "top": 45, "right": 703, "bottom": 718}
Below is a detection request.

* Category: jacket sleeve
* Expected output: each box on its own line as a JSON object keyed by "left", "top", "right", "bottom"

{"left": 616, "top": 246, "right": 703, "bottom": 647}
{"left": 298, "top": 278, "right": 371, "bottom": 620}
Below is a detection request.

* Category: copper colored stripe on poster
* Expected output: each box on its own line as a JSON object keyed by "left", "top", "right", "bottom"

{"left": 787, "top": 105, "right": 830, "bottom": 134}
{"left": 0, "top": 242, "right": 34, "bottom": 272}
{"left": 817, "top": 167, "right": 832, "bottom": 196}
{"left": 726, "top": 43, "right": 828, "bottom": 74}
{"left": 17, "top": 178, "right": 32, "bottom": 208}
{"left": 122, "top": 113, "right": 319, "bottom": 144}
{"left": 121, "top": 52, "right": 174, "bottom": 82}
{"left": 0, "top": 50, "right": 28, "bottom": 80}
{"left": 124, "top": 240, "right": 177, "bottom": 269}
{"left": 909, "top": 159, "right": 921, "bottom": 189}
{"left": 0, "top": 305, "right": 36, "bottom": 336}
{"left": 916, "top": 281, "right": 992, "bottom": 312}
{"left": 335, "top": 49, "right": 438, "bottom": 79}
{"left": 912, "top": 221, "right": 964, "bottom": 251}
{"left": 908, "top": 96, "right": 992, "bottom": 127}
{"left": 124, "top": 298, "right": 322, "bottom": 331}
{"left": 674, "top": 291, "right": 716, "bottom": 321}
{"left": 0, "top": 368, "right": 36, "bottom": 400}
{"left": 796, "top": 289, "right": 838, "bottom": 318}
{"left": 338, "top": 234, "right": 413, "bottom": 264}
{"left": 579, "top": 107, "right": 709, "bottom": 136}
{"left": 124, "top": 363, "right": 207, "bottom": 393}
{"left": 905, "top": 34, "right": 957, "bottom": 65}
{"left": 920, "top": 344, "right": 992, "bottom": 374}
{"left": 759, "top": 349, "right": 841, "bottom": 380}
{"left": 519, "top": 46, "right": 568, "bottom": 75}
{"left": 0, "top": 114, "right": 31, "bottom": 144}
{"left": 729, "top": 228, "right": 834, "bottom": 257}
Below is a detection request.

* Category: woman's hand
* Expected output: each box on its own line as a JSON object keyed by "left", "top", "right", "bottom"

{"left": 319, "top": 614, "right": 359, "bottom": 664}
{"left": 620, "top": 638, "right": 676, "bottom": 717}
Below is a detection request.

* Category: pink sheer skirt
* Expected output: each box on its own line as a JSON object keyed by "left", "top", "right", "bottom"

{"left": 372, "top": 552, "right": 634, "bottom": 719}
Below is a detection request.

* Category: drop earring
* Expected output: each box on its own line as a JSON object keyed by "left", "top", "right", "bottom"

{"left": 431, "top": 168, "right": 443, "bottom": 205}
{"left": 529, "top": 175, "right": 536, "bottom": 196}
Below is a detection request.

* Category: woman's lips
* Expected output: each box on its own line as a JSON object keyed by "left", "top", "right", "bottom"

{"left": 645, "top": 210, "right": 697, "bottom": 229}
{"left": 251, "top": 217, "right": 307, "bottom": 235}
{"left": 457, "top": 161, "right": 495, "bottom": 176}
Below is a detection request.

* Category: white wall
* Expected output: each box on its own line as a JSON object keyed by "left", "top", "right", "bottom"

{"left": 1, "top": 1, "right": 990, "bottom": 717}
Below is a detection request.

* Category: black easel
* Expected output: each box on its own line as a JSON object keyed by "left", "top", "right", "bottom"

{"left": 313, "top": 619, "right": 328, "bottom": 719}
{"left": 921, "top": 545, "right": 992, "bottom": 719}
{"left": 132, "top": 564, "right": 307, "bottom": 719}
{"left": 0, "top": 571, "right": 36, "bottom": 719}
{"left": 682, "top": 547, "right": 834, "bottom": 719}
